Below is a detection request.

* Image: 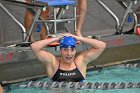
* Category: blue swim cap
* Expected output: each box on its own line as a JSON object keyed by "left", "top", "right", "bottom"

{"left": 60, "top": 36, "right": 77, "bottom": 49}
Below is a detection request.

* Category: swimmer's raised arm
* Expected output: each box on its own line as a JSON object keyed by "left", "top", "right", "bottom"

{"left": 79, "top": 37, "right": 106, "bottom": 65}
{"left": 31, "top": 36, "right": 62, "bottom": 64}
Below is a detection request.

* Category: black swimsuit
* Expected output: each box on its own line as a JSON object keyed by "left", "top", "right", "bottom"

{"left": 51, "top": 61, "right": 85, "bottom": 82}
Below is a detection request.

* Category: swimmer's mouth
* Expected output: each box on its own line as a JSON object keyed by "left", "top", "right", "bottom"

{"left": 66, "top": 57, "right": 72, "bottom": 60}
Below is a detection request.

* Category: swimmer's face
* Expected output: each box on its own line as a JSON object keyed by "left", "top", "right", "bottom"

{"left": 60, "top": 47, "right": 76, "bottom": 63}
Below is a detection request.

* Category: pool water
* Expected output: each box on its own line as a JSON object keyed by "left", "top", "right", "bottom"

{"left": 4, "top": 64, "right": 140, "bottom": 93}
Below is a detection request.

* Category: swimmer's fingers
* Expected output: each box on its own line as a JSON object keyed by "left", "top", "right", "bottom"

{"left": 62, "top": 33, "right": 75, "bottom": 37}
{"left": 62, "top": 33, "right": 81, "bottom": 41}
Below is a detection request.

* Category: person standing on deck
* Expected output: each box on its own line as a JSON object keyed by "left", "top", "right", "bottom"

{"left": 25, "top": 0, "right": 87, "bottom": 42}
{"left": 31, "top": 33, "right": 106, "bottom": 82}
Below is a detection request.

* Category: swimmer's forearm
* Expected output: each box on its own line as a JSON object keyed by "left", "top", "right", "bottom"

{"left": 31, "top": 37, "right": 60, "bottom": 51}
{"left": 77, "top": 37, "right": 106, "bottom": 49}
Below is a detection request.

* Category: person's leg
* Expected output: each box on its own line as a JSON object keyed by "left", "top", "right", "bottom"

{"left": 0, "top": 85, "right": 3, "bottom": 93}
{"left": 76, "top": 0, "right": 87, "bottom": 36}
{"left": 24, "top": 10, "right": 35, "bottom": 42}
{"left": 25, "top": 9, "right": 49, "bottom": 42}
{"left": 40, "top": 10, "right": 49, "bottom": 40}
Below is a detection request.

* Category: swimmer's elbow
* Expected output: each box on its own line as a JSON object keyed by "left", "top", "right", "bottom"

{"left": 31, "top": 43, "right": 35, "bottom": 50}
{"left": 100, "top": 42, "right": 106, "bottom": 50}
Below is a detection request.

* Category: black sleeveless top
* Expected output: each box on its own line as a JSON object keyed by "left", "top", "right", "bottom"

{"left": 51, "top": 61, "right": 85, "bottom": 82}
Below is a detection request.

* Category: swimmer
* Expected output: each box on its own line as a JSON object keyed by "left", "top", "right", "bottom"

{"left": 31, "top": 33, "right": 106, "bottom": 82}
